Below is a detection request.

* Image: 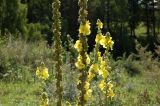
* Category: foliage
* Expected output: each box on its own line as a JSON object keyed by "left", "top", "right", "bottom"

{"left": 0, "top": 0, "right": 28, "bottom": 36}
{"left": 0, "top": 0, "right": 160, "bottom": 105}
{"left": 0, "top": 38, "right": 160, "bottom": 105}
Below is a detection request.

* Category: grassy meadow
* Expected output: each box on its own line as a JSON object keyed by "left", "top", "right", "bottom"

{"left": 0, "top": 36, "right": 160, "bottom": 106}
{"left": 1, "top": 0, "right": 160, "bottom": 105}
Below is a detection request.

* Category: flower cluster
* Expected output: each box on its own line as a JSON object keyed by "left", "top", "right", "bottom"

{"left": 75, "top": 1, "right": 92, "bottom": 104}
{"left": 98, "top": 53, "right": 109, "bottom": 79}
{"left": 95, "top": 19, "right": 115, "bottom": 99}
{"left": 74, "top": 40, "right": 83, "bottom": 52}
{"left": 107, "top": 81, "right": 115, "bottom": 98}
{"left": 79, "top": 20, "right": 91, "bottom": 36}
{"left": 95, "top": 19, "right": 114, "bottom": 50}
{"left": 75, "top": 53, "right": 90, "bottom": 70}
{"left": 36, "top": 63, "right": 49, "bottom": 80}
{"left": 40, "top": 92, "right": 49, "bottom": 106}
{"left": 87, "top": 63, "right": 98, "bottom": 82}
{"left": 36, "top": 62, "right": 49, "bottom": 106}
{"left": 84, "top": 82, "right": 92, "bottom": 101}
{"left": 74, "top": 19, "right": 92, "bottom": 104}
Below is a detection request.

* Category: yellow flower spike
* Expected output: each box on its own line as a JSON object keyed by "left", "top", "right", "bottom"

{"left": 84, "top": 89, "right": 92, "bottom": 101}
{"left": 74, "top": 40, "right": 83, "bottom": 52}
{"left": 96, "top": 19, "right": 103, "bottom": 29}
{"left": 79, "top": 20, "right": 91, "bottom": 36}
{"left": 99, "top": 80, "right": 106, "bottom": 91}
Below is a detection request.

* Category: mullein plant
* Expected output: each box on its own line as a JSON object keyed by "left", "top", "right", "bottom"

{"left": 36, "top": 62, "right": 49, "bottom": 106}
{"left": 52, "top": 0, "right": 63, "bottom": 106}
{"left": 95, "top": 19, "right": 115, "bottom": 102}
{"left": 74, "top": 0, "right": 92, "bottom": 105}
{"left": 75, "top": 19, "right": 115, "bottom": 105}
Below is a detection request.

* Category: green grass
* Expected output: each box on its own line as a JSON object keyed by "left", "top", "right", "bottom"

{"left": 114, "top": 70, "right": 160, "bottom": 106}
{"left": 0, "top": 70, "right": 160, "bottom": 106}
{"left": 0, "top": 81, "right": 40, "bottom": 106}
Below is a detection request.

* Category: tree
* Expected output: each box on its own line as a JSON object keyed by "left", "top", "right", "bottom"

{"left": 128, "top": 0, "right": 140, "bottom": 37}
{"left": 0, "top": 0, "right": 27, "bottom": 36}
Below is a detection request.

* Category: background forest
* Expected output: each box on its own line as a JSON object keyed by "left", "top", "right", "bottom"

{"left": 0, "top": 0, "right": 160, "bottom": 106}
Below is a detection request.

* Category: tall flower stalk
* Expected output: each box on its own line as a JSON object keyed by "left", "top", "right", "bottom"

{"left": 36, "top": 62, "right": 49, "bottom": 106}
{"left": 95, "top": 19, "right": 115, "bottom": 102}
{"left": 74, "top": 0, "right": 91, "bottom": 105}
{"left": 52, "top": 0, "right": 63, "bottom": 105}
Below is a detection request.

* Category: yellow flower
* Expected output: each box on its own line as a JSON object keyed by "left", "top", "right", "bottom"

{"left": 99, "top": 61, "right": 109, "bottom": 78}
{"left": 106, "top": 36, "right": 114, "bottom": 50}
{"left": 99, "top": 80, "right": 106, "bottom": 91}
{"left": 107, "top": 82, "right": 114, "bottom": 99}
{"left": 86, "top": 53, "right": 90, "bottom": 65}
{"left": 89, "top": 63, "right": 99, "bottom": 73}
{"left": 97, "top": 52, "right": 103, "bottom": 62}
{"left": 99, "top": 36, "right": 107, "bottom": 47}
{"left": 40, "top": 98, "right": 49, "bottom": 106}
{"left": 84, "top": 82, "right": 90, "bottom": 90}
{"left": 87, "top": 71, "right": 95, "bottom": 82}
{"left": 79, "top": 21, "right": 91, "bottom": 36}
{"left": 95, "top": 33, "right": 103, "bottom": 43}
{"left": 96, "top": 19, "right": 103, "bottom": 29}
{"left": 40, "top": 92, "right": 49, "bottom": 106}
{"left": 97, "top": 55, "right": 110, "bottom": 78}
{"left": 75, "top": 53, "right": 90, "bottom": 70}
{"left": 74, "top": 40, "right": 82, "bottom": 52}
{"left": 97, "top": 51, "right": 101, "bottom": 57}
{"left": 75, "top": 54, "right": 85, "bottom": 70}
{"left": 75, "top": 60, "right": 85, "bottom": 70}
{"left": 108, "top": 89, "right": 115, "bottom": 99}
{"left": 102, "top": 69, "right": 109, "bottom": 78}
{"left": 108, "top": 81, "right": 113, "bottom": 91}
{"left": 36, "top": 67, "right": 49, "bottom": 80}
{"left": 66, "top": 101, "right": 72, "bottom": 106}
{"left": 84, "top": 89, "right": 92, "bottom": 101}
{"left": 97, "top": 33, "right": 114, "bottom": 50}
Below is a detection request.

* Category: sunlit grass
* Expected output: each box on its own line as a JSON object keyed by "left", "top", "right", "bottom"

{"left": 0, "top": 81, "right": 40, "bottom": 106}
